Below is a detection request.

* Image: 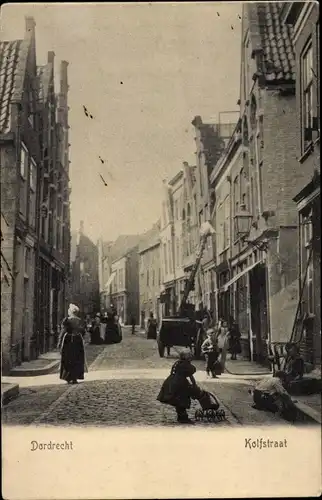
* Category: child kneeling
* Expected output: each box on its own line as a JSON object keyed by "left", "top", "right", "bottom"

{"left": 157, "top": 350, "right": 206, "bottom": 424}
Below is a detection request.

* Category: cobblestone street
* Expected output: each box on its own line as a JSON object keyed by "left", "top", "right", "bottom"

{"left": 2, "top": 328, "right": 303, "bottom": 428}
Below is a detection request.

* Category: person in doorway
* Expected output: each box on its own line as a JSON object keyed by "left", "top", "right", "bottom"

{"left": 131, "top": 315, "right": 136, "bottom": 335}
{"left": 57, "top": 304, "right": 88, "bottom": 384}
{"left": 250, "top": 371, "right": 297, "bottom": 421}
{"left": 201, "top": 328, "right": 221, "bottom": 378}
{"left": 157, "top": 350, "right": 201, "bottom": 424}
{"left": 228, "top": 316, "right": 242, "bottom": 360}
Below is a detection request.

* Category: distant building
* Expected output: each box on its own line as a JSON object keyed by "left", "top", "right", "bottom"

{"left": 97, "top": 233, "right": 143, "bottom": 313}
{"left": 97, "top": 239, "right": 113, "bottom": 311}
{"left": 138, "top": 221, "right": 161, "bottom": 327}
{"left": 281, "top": 2, "right": 320, "bottom": 367}
{"left": 71, "top": 221, "right": 100, "bottom": 316}
{"left": 192, "top": 114, "right": 238, "bottom": 314}
{"left": 110, "top": 246, "right": 140, "bottom": 325}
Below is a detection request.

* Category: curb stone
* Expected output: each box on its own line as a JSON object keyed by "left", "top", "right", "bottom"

{"left": 9, "top": 359, "right": 60, "bottom": 377}
{"left": 1, "top": 383, "right": 20, "bottom": 405}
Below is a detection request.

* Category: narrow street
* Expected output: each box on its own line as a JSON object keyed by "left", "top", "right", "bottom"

{"left": 3, "top": 327, "right": 296, "bottom": 428}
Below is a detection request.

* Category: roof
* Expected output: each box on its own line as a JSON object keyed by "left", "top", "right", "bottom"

{"left": 250, "top": 2, "right": 295, "bottom": 83}
{"left": 0, "top": 40, "right": 23, "bottom": 133}
{"left": 138, "top": 222, "right": 161, "bottom": 254}
{"left": 109, "top": 234, "right": 143, "bottom": 262}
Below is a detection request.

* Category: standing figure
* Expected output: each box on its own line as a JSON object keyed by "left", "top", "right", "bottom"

{"left": 57, "top": 304, "right": 88, "bottom": 384}
{"left": 201, "top": 329, "right": 221, "bottom": 378}
{"left": 131, "top": 315, "right": 136, "bottom": 335}
{"left": 146, "top": 312, "right": 157, "bottom": 339}
{"left": 157, "top": 350, "right": 202, "bottom": 424}
{"left": 216, "top": 320, "right": 230, "bottom": 372}
{"left": 228, "top": 316, "right": 242, "bottom": 360}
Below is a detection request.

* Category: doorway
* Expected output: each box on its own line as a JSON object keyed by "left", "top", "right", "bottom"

{"left": 249, "top": 264, "right": 269, "bottom": 364}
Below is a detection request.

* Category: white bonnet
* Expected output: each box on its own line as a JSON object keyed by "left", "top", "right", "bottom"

{"left": 68, "top": 303, "right": 80, "bottom": 316}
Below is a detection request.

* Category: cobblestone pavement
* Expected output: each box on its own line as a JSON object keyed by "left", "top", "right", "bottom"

{"left": 1, "top": 327, "right": 303, "bottom": 428}
{"left": 89, "top": 326, "right": 197, "bottom": 371}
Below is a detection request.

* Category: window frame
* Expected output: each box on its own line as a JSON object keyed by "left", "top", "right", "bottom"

{"left": 301, "top": 40, "right": 314, "bottom": 152}
{"left": 20, "top": 143, "right": 28, "bottom": 180}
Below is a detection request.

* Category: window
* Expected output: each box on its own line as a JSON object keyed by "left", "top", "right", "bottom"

{"left": 24, "top": 246, "right": 31, "bottom": 277}
{"left": 20, "top": 144, "right": 28, "bottom": 178}
{"left": 163, "top": 243, "right": 168, "bottom": 275}
{"left": 301, "top": 42, "right": 314, "bottom": 150}
{"left": 233, "top": 175, "right": 239, "bottom": 216}
{"left": 224, "top": 196, "right": 230, "bottom": 249}
{"left": 302, "top": 211, "right": 313, "bottom": 313}
{"left": 316, "top": 22, "right": 320, "bottom": 134}
{"left": 29, "top": 158, "right": 36, "bottom": 191}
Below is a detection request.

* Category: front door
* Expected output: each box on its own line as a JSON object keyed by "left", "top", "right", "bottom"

{"left": 249, "top": 264, "right": 269, "bottom": 364}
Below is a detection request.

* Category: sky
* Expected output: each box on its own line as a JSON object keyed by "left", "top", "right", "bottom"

{"left": 1, "top": 2, "right": 242, "bottom": 243}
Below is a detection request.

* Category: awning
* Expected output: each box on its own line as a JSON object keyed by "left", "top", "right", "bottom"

{"left": 221, "top": 260, "right": 264, "bottom": 292}
{"left": 104, "top": 272, "right": 116, "bottom": 290}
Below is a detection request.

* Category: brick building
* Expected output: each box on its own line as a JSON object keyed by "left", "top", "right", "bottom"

{"left": 138, "top": 221, "right": 161, "bottom": 327}
{"left": 110, "top": 246, "right": 140, "bottom": 325}
{"left": 71, "top": 221, "right": 100, "bottom": 316}
{"left": 210, "top": 3, "right": 314, "bottom": 364}
{"left": 191, "top": 114, "right": 238, "bottom": 315}
{"left": 33, "top": 53, "right": 71, "bottom": 355}
{"left": 281, "top": 2, "right": 320, "bottom": 367}
{"left": 1, "top": 17, "right": 71, "bottom": 373}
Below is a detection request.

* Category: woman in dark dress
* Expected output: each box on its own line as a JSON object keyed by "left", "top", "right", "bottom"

{"left": 104, "top": 308, "right": 122, "bottom": 344}
{"left": 157, "top": 351, "right": 202, "bottom": 423}
{"left": 146, "top": 312, "right": 157, "bottom": 339}
{"left": 57, "top": 304, "right": 87, "bottom": 384}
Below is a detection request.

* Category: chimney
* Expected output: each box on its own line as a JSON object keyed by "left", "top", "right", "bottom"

{"left": 79, "top": 220, "right": 84, "bottom": 235}
{"left": 60, "top": 60, "right": 69, "bottom": 94}
{"left": 25, "top": 16, "right": 36, "bottom": 35}
{"left": 183, "top": 161, "right": 189, "bottom": 168}
{"left": 48, "top": 51, "right": 55, "bottom": 64}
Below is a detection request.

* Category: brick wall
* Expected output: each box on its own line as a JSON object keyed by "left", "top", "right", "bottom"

{"left": 261, "top": 90, "right": 302, "bottom": 227}
{"left": 1, "top": 143, "right": 17, "bottom": 373}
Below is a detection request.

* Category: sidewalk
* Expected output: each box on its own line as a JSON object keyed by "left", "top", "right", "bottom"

{"left": 1, "top": 343, "right": 107, "bottom": 404}
{"left": 9, "top": 350, "right": 61, "bottom": 377}
{"left": 225, "top": 358, "right": 271, "bottom": 376}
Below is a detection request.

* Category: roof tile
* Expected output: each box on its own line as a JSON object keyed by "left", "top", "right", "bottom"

{"left": 0, "top": 40, "right": 23, "bottom": 133}
{"left": 254, "top": 2, "right": 295, "bottom": 83}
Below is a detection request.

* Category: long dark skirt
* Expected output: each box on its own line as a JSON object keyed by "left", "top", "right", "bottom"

{"left": 105, "top": 322, "right": 122, "bottom": 344}
{"left": 157, "top": 374, "right": 202, "bottom": 409}
{"left": 60, "top": 333, "right": 85, "bottom": 382}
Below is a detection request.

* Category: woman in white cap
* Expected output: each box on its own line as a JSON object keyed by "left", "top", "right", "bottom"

{"left": 57, "top": 304, "right": 88, "bottom": 384}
